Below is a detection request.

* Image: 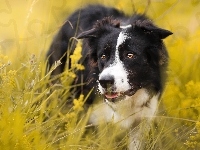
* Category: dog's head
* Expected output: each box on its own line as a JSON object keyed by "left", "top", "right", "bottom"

{"left": 78, "top": 17, "right": 172, "bottom": 103}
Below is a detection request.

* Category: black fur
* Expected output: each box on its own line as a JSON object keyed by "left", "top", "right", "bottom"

{"left": 46, "top": 5, "right": 172, "bottom": 104}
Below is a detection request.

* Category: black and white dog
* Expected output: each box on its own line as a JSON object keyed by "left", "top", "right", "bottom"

{"left": 47, "top": 5, "right": 172, "bottom": 150}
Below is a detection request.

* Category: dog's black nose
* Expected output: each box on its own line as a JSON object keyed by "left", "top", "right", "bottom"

{"left": 99, "top": 75, "right": 114, "bottom": 89}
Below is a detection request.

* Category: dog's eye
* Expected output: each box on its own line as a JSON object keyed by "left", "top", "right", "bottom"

{"left": 101, "top": 54, "right": 106, "bottom": 60}
{"left": 127, "top": 53, "right": 134, "bottom": 59}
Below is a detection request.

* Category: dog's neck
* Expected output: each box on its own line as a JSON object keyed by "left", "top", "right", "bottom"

{"left": 89, "top": 88, "right": 160, "bottom": 129}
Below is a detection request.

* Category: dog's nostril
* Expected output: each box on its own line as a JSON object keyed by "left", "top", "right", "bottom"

{"left": 99, "top": 75, "right": 114, "bottom": 89}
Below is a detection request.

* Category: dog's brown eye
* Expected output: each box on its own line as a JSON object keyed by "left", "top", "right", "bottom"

{"left": 101, "top": 54, "right": 106, "bottom": 60}
{"left": 127, "top": 53, "right": 134, "bottom": 59}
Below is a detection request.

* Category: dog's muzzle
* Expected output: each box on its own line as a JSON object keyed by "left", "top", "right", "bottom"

{"left": 99, "top": 75, "right": 114, "bottom": 89}
{"left": 99, "top": 75, "right": 128, "bottom": 102}
{"left": 98, "top": 75, "right": 139, "bottom": 102}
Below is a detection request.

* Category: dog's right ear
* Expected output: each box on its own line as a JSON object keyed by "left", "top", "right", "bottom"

{"left": 77, "top": 28, "right": 97, "bottom": 39}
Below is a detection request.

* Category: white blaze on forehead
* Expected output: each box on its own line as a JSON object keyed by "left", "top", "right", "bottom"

{"left": 120, "top": 24, "right": 132, "bottom": 29}
{"left": 115, "top": 28, "right": 131, "bottom": 61}
{"left": 98, "top": 28, "right": 131, "bottom": 93}
{"left": 116, "top": 29, "right": 131, "bottom": 52}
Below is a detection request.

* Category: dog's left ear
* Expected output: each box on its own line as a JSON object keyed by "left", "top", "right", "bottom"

{"left": 135, "top": 20, "right": 173, "bottom": 39}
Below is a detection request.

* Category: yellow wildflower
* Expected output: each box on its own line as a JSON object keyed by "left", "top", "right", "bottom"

{"left": 185, "top": 81, "right": 200, "bottom": 99}
{"left": 70, "top": 41, "right": 83, "bottom": 69}
{"left": 73, "top": 94, "right": 84, "bottom": 111}
{"left": 68, "top": 72, "right": 76, "bottom": 78}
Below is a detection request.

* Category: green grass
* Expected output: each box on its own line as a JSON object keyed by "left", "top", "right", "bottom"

{"left": 0, "top": 0, "right": 200, "bottom": 149}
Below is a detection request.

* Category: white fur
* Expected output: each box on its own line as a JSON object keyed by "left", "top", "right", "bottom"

{"left": 95, "top": 26, "right": 159, "bottom": 150}
{"left": 89, "top": 89, "right": 159, "bottom": 150}
{"left": 120, "top": 24, "right": 132, "bottom": 29}
{"left": 89, "top": 88, "right": 159, "bottom": 128}
{"left": 116, "top": 29, "right": 131, "bottom": 49}
{"left": 98, "top": 28, "right": 131, "bottom": 94}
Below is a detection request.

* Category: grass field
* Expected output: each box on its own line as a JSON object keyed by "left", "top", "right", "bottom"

{"left": 0, "top": 0, "right": 200, "bottom": 149}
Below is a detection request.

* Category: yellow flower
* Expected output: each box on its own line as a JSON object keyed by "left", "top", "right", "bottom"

{"left": 70, "top": 41, "right": 83, "bottom": 69}
{"left": 185, "top": 81, "right": 200, "bottom": 99}
{"left": 8, "top": 70, "right": 17, "bottom": 76}
{"left": 68, "top": 72, "right": 76, "bottom": 78}
{"left": 73, "top": 94, "right": 84, "bottom": 111}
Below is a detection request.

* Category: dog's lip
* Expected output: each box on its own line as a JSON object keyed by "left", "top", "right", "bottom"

{"left": 103, "top": 88, "right": 137, "bottom": 102}
{"left": 105, "top": 92, "right": 119, "bottom": 99}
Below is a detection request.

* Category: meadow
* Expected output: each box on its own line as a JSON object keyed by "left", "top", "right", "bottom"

{"left": 0, "top": 0, "right": 200, "bottom": 149}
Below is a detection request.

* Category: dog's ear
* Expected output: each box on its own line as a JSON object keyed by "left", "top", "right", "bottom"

{"left": 135, "top": 20, "right": 173, "bottom": 39}
{"left": 77, "top": 28, "right": 97, "bottom": 39}
{"left": 77, "top": 17, "right": 120, "bottom": 39}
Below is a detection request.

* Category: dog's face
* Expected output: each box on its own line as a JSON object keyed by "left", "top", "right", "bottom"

{"left": 78, "top": 18, "right": 172, "bottom": 103}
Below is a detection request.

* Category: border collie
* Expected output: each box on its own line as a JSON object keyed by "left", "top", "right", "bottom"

{"left": 47, "top": 5, "right": 172, "bottom": 150}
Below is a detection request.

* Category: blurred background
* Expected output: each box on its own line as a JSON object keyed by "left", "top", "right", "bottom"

{"left": 1, "top": 0, "right": 199, "bottom": 55}
{"left": 0, "top": 0, "right": 200, "bottom": 149}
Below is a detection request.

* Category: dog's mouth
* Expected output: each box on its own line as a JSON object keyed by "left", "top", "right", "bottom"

{"left": 104, "top": 92, "right": 124, "bottom": 103}
{"left": 103, "top": 89, "right": 137, "bottom": 103}
{"left": 104, "top": 92, "right": 122, "bottom": 102}
{"left": 105, "top": 92, "right": 121, "bottom": 99}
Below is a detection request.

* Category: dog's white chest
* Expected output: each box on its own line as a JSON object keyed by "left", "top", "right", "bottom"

{"left": 89, "top": 89, "right": 159, "bottom": 129}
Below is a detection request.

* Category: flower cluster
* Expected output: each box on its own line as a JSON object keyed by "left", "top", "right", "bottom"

{"left": 162, "top": 25, "right": 200, "bottom": 148}
{"left": 0, "top": 52, "right": 16, "bottom": 97}
{"left": 65, "top": 94, "right": 85, "bottom": 132}
{"left": 184, "top": 121, "right": 200, "bottom": 149}
{"left": 70, "top": 41, "right": 85, "bottom": 70}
